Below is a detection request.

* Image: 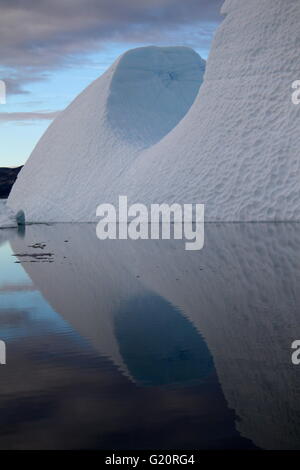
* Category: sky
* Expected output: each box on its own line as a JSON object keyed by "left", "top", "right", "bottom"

{"left": 0, "top": 0, "right": 223, "bottom": 167}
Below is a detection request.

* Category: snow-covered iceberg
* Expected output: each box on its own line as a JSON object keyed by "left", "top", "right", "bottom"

{"left": 122, "top": 0, "right": 300, "bottom": 221}
{"left": 7, "top": 46, "right": 204, "bottom": 223}
{"left": 8, "top": 0, "right": 299, "bottom": 223}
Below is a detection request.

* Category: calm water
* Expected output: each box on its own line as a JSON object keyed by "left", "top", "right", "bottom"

{"left": 0, "top": 222, "right": 300, "bottom": 450}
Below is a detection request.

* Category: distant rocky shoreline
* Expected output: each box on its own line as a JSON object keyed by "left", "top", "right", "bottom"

{"left": 0, "top": 166, "right": 23, "bottom": 199}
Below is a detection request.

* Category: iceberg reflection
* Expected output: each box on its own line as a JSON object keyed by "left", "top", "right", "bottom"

{"left": 9, "top": 222, "right": 300, "bottom": 450}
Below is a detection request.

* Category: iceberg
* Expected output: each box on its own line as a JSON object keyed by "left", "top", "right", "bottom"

{"left": 7, "top": 46, "right": 204, "bottom": 223}
{"left": 8, "top": 0, "right": 299, "bottom": 223}
{"left": 121, "top": 0, "right": 300, "bottom": 221}
{"left": 0, "top": 200, "right": 17, "bottom": 228}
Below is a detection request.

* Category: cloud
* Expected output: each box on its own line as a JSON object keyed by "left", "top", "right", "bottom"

{"left": 0, "top": 111, "right": 61, "bottom": 123}
{"left": 2, "top": 74, "right": 50, "bottom": 95}
{"left": 0, "top": 284, "right": 35, "bottom": 292}
{"left": 0, "top": 0, "right": 223, "bottom": 93}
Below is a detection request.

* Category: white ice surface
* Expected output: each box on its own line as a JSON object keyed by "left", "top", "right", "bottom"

{"left": 7, "top": 46, "right": 204, "bottom": 223}
{"left": 8, "top": 0, "right": 300, "bottom": 223}
{"left": 120, "top": 0, "right": 300, "bottom": 221}
{"left": 0, "top": 200, "right": 17, "bottom": 228}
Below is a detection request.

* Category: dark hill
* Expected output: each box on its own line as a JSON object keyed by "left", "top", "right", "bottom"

{"left": 0, "top": 166, "right": 23, "bottom": 199}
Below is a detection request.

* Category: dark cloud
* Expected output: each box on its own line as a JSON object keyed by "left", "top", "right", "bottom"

{"left": 0, "top": 0, "right": 223, "bottom": 93}
{"left": 3, "top": 74, "right": 50, "bottom": 95}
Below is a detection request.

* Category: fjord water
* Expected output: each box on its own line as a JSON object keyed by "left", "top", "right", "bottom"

{"left": 0, "top": 223, "right": 300, "bottom": 450}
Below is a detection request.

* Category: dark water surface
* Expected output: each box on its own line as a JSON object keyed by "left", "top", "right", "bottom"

{"left": 0, "top": 223, "right": 300, "bottom": 450}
